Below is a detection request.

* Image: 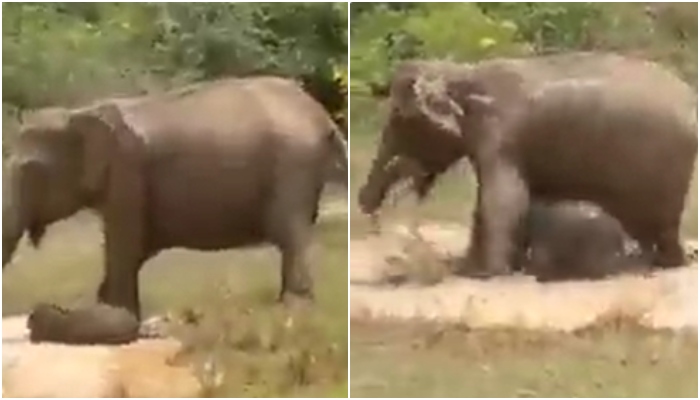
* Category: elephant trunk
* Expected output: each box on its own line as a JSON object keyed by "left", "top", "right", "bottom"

{"left": 358, "top": 134, "right": 423, "bottom": 215}
{"left": 3, "top": 193, "right": 24, "bottom": 268}
{"left": 2, "top": 165, "right": 47, "bottom": 268}
{"left": 358, "top": 135, "right": 395, "bottom": 215}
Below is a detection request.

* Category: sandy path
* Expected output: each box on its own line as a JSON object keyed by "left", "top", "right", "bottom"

{"left": 2, "top": 316, "right": 201, "bottom": 397}
{"left": 350, "top": 222, "right": 697, "bottom": 332}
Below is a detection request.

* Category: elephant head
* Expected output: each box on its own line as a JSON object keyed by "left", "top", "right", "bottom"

{"left": 357, "top": 60, "right": 498, "bottom": 216}
{"left": 3, "top": 103, "right": 145, "bottom": 267}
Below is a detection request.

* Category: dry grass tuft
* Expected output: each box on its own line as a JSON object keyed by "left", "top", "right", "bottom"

{"left": 573, "top": 309, "right": 651, "bottom": 337}
{"left": 165, "top": 284, "right": 347, "bottom": 398}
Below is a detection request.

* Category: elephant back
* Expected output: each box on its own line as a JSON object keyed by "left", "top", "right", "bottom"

{"left": 473, "top": 52, "right": 697, "bottom": 131}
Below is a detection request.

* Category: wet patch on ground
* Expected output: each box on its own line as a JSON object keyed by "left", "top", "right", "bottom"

{"left": 350, "top": 222, "right": 698, "bottom": 332}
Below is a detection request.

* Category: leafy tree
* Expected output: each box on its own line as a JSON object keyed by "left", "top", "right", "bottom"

{"left": 2, "top": 3, "right": 347, "bottom": 112}
{"left": 350, "top": 3, "right": 527, "bottom": 93}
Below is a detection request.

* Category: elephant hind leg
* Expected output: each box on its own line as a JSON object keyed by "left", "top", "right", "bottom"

{"left": 626, "top": 219, "right": 685, "bottom": 268}
{"left": 276, "top": 222, "right": 314, "bottom": 301}
{"left": 654, "top": 224, "right": 686, "bottom": 267}
{"left": 266, "top": 168, "right": 320, "bottom": 301}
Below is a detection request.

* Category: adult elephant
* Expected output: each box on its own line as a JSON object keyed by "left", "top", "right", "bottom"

{"left": 3, "top": 76, "right": 348, "bottom": 319}
{"left": 358, "top": 52, "right": 697, "bottom": 277}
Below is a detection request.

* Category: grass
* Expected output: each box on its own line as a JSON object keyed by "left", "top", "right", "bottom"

{"left": 2, "top": 193, "right": 348, "bottom": 398}
{"left": 349, "top": 94, "right": 698, "bottom": 397}
{"left": 350, "top": 319, "right": 698, "bottom": 398}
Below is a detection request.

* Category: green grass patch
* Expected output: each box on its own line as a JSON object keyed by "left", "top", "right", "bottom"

{"left": 350, "top": 320, "right": 698, "bottom": 397}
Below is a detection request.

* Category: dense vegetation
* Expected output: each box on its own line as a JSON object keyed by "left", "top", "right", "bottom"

{"left": 2, "top": 3, "right": 348, "bottom": 143}
{"left": 350, "top": 3, "right": 697, "bottom": 95}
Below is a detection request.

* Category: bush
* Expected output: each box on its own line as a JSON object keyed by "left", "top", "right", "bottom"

{"left": 350, "top": 3, "right": 697, "bottom": 95}
{"left": 2, "top": 3, "right": 348, "bottom": 153}
{"left": 350, "top": 3, "right": 527, "bottom": 94}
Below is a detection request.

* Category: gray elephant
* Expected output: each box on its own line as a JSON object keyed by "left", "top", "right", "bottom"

{"left": 28, "top": 303, "right": 140, "bottom": 345}
{"left": 515, "top": 201, "right": 647, "bottom": 282}
{"left": 358, "top": 52, "right": 697, "bottom": 277}
{"left": 3, "top": 76, "right": 348, "bottom": 318}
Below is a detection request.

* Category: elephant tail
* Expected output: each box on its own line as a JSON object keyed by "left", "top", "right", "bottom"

{"left": 326, "top": 122, "right": 348, "bottom": 187}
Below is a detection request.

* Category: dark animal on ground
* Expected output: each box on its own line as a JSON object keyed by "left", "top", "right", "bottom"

{"left": 27, "top": 302, "right": 140, "bottom": 345}
{"left": 514, "top": 201, "right": 650, "bottom": 282}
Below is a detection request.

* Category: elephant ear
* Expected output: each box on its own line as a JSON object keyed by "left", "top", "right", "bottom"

{"left": 67, "top": 103, "right": 138, "bottom": 195}
{"left": 410, "top": 73, "right": 465, "bottom": 137}
{"left": 67, "top": 103, "right": 148, "bottom": 264}
{"left": 444, "top": 78, "right": 496, "bottom": 118}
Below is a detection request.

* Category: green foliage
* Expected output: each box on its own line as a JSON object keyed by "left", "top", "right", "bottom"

{"left": 350, "top": 3, "right": 526, "bottom": 92}
{"left": 350, "top": 3, "right": 697, "bottom": 93}
{"left": 3, "top": 4, "right": 157, "bottom": 108}
{"left": 2, "top": 3, "right": 347, "bottom": 115}
{"left": 478, "top": 2, "right": 697, "bottom": 85}
{"left": 477, "top": 3, "right": 605, "bottom": 52}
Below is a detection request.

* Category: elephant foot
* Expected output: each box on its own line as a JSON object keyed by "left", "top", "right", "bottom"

{"left": 653, "top": 239, "right": 688, "bottom": 267}
{"left": 654, "top": 253, "right": 688, "bottom": 269}
{"left": 97, "top": 279, "right": 142, "bottom": 321}
{"left": 657, "top": 262, "right": 688, "bottom": 271}
{"left": 278, "top": 291, "right": 314, "bottom": 312}
{"left": 478, "top": 271, "right": 505, "bottom": 280}
{"left": 96, "top": 292, "right": 141, "bottom": 321}
{"left": 451, "top": 255, "right": 512, "bottom": 280}
{"left": 460, "top": 268, "right": 513, "bottom": 280}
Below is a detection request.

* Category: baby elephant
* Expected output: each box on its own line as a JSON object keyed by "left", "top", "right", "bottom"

{"left": 27, "top": 303, "right": 140, "bottom": 345}
{"left": 516, "top": 201, "right": 647, "bottom": 282}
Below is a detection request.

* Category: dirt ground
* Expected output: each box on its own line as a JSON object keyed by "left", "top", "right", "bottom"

{"left": 2, "top": 315, "right": 200, "bottom": 397}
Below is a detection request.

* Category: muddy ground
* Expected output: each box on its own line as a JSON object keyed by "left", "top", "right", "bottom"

{"left": 350, "top": 221, "right": 697, "bottom": 332}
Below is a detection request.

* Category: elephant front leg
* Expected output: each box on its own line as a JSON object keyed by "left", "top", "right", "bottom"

{"left": 98, "top": 210, "right": 148, "bottom": 320}
{"left": 272, "top": 213, "right": 314, "bottom": 305}
{"left": 98, "top": 244, "right": 144, "bottom": 320}
{"left": 463, "top": 163, "right": 529, "bottom": 277}
{"left": 459, "top": 204, "right": 484, "bottom": 274}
